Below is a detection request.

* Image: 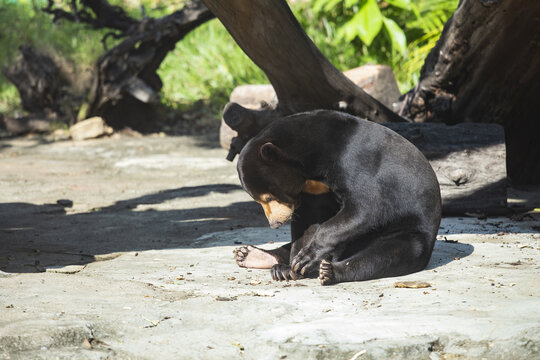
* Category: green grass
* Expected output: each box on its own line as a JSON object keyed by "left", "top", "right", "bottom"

{"left": 158, "top": 19, "right": 269, "bottom": 113}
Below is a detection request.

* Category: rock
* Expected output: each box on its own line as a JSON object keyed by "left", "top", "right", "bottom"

{"left": 45, "top": 264, "right": 86, "bottom": 274}
{"left": 69, "top": 117, "right": 113, "bottom": 141}
{"left": 230, "top": 84, "right": 277, "bottom": 107}
{"left": 343, "top": 64, "right": 401, "bottom": 109}
{"left": 1, "top": 115, "right": 51, "bottom": 136}
{"left": 219, "top": 120, "right": 238, "bottom": 150}
{"left": 2, "top": 134, "right": 540, "bottom": 359}
{"left": 220, "top": 85, "right": 277, "bottom": 150}
{"left": 56, "top": 199, "right": 73, "bottom": 208}
{"left": 219, "top": 65, "right": 401, "bottom": 150}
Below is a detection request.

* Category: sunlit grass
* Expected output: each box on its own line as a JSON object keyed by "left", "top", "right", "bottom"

{"left": 158, "top": 19, "right": 268, "bottom": 112}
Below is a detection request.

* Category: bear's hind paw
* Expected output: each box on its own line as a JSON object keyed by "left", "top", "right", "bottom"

{"left": 233, "top": 245, "right": 278, "bottom": 269}
{"left": 319, "top": 259, "right": 337, "bottom": 286}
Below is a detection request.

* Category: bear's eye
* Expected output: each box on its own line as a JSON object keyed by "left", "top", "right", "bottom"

{"left": 264, "top": 195, "right": 273, "bottom": 202}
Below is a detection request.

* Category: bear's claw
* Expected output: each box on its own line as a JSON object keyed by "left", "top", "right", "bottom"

{"left": 319, "top": 259, "right": 336, "bottom": 286}
{"left": 271, "top": 264, "right": 299, "bottom": 281}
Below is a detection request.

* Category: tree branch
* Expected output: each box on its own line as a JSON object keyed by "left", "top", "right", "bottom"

{"left": 202, "top": 0, "right": 407, "bottom": 160}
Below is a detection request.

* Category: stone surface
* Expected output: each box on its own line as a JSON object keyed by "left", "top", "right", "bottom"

{"left": 1, "top": 115, "right": 51, "bottom": 135}
{"left": 343, "top": 64, "right": 401, "bottom": 109}
{"left": 229, "top": 84, "right": 277, "bottom": 107}
{"left": 1, "top": 135, "right": 539, "bottom": 359}
{"left": 45, "top": 264, "right": 86, "bottom": 274}
{"left": 219, "top": 84, "right": 277, "bottom": 150}
{"left": 69, "top": 116, "right": 114, "bottom": 141}
{"left": 385, "top": 122, "right": 507, "bottom": 214}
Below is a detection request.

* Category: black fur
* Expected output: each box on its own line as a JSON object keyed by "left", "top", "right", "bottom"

{"left": 237, "top": 110, "right": 442, "bottom": 284}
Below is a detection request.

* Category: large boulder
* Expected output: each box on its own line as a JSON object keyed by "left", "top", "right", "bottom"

{"left": 220, "top": 65, "right": 401, "bottom": 150}
{"left": 343, "top": 64, "right": 401, "bottom": 109}
{"left": 219, "top": 85, "right": 277, "bottom": 150}
{"left": 69, "top": 117, "right": 113, "bottom": 141}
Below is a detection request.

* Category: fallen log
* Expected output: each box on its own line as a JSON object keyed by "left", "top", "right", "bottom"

{"left": 219, "top": 86, "right": 507, "bottom": 214}
{"left": 401, "top": 0, "right": 540, "bottom": 184}
{"left": 201, "top": 0, "right": 408, "bottom": 161}
{"left": 2, "top": 45, "right": 78, "bottom": 123}
{"left": 220, "top": 65, "right": 403, "bottom": 157}
{"left": 384, "top": 122, "right": 507, "bottom": 215}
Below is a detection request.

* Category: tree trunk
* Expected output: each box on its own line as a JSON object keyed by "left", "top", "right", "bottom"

{"left": 402, "top": 0, "right": 540, "bottom": 184}
{"left": 3, "top": 0, "right": 213, "bottom": 132}
{"left": 201, "top": 0, "right": 407, "bottom": 160}
{"left": 84, "top": 1, "right": 214, "bottom": 131}
{"left": 2, "top": 45, "right": 78, "bottom": 123}
{"left": 219, "top": 85, "right": 508, "bottom": 214}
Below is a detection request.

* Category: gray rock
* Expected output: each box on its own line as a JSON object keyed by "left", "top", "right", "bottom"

{"left": 344, "top": 64, "right": 401, "bottom": 109}
{"left": 69, "top": 117, "right": 113, "bottom": 141}
{"left": 219, "top": 65, "right": 402, "bottom": 150}
{"left": 1, "top": 115, "right": 51, "bottom": 135}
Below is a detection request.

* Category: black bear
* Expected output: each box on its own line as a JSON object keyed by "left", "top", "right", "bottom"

{"left": 234, "top": 110, "right": 441, "bottom": 285}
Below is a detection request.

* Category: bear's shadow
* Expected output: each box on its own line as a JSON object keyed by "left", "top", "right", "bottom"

{"left": 426, "top": 240, "right": 474, "bottom": 270}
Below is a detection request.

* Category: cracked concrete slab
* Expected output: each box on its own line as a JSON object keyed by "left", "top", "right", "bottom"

{"left": 1, "top": 135, "right": 539, "bottom": 359}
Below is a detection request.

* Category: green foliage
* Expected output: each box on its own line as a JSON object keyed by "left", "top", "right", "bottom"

{"left": 158, "top": 19, "right": 268, "bottom": 113}
{"left": 0, "top": 0, "right": 458, "bottom": 120}
{"left": 0, "top": 0, "right": 106, "bottom": 114}
{"left": 397, "top": 0, "right": 460, "bottom": 88}
{"left": 295, "top": 0, "right": 458, "bottom": 91}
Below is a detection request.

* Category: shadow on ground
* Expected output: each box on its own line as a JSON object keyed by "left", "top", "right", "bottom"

{"left": 0, "top": 183, "right": 270, "bottom": 273}
{"left": 427, "top": 241, "right": 474, "bottom": 270}
{"left": 4, "top": 183, "right": 534, "bottom": 274}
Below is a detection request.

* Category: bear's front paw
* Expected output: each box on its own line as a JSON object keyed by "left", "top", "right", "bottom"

{"left": 271, "top": 264, "right": 300, "bottom": 281}
{"left": 291, "top": 243, "right": 329, "bottom": 277}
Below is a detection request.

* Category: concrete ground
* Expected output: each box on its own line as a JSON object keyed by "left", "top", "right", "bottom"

{"left": 0, "top": 134, "right": 539, "bottom": 360}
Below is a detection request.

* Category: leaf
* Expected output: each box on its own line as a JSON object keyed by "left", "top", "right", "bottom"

{"left": 394, "top": 281, "right": 431, "bottom": 288}
{"left": 339, "top": 0, "right": 383, "bottom": 45}
{"left": 383, "top": 17, "right": 407, "bottom": 55}
{"left": 313, "top": 0, "right": 341, "bottom": 14}
{"left": 385, "top": 0, "right": 412, "bottom": 10}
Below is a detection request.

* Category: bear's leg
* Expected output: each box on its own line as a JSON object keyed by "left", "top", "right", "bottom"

{"left": 236, "top": 193, "right": 340, "bottom": 280}
{"left": 290, "top": 192, "right": 340, "bottom": 258}
{"left": 234, "top": 243, "right": 291, "bottom": 269}
{"left": 319, "top": 231, "right": 434, "bottom": 285}
{"left": 268, "top": 192, "right": 340, "bottom": 281}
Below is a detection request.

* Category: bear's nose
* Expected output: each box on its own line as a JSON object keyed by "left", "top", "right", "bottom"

{"left": 270, "top": 221, "right": 283, "bottom": 229}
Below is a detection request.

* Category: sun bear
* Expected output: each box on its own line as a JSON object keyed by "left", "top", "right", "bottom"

{"left": 233, "top": 110, "right": 441, "bottom": 285}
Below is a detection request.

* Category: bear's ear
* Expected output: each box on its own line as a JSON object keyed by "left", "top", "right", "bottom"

{"left": 259, "top": 142, "right": 286, "bottom": 163}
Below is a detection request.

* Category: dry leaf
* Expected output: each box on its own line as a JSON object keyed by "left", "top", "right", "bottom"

{"left": 394, "top": 281, "right": 431, "bottom": 289}
{"left": 232, "top": 342, "right": 244, "bottom": 351}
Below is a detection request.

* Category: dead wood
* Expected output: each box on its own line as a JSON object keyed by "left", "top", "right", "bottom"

{"left": 401, "top": 0, "right": 540, "bottom": 184}
{"left": 201, "top": 0, "right": 408, "bottom": 160}
{"left": 4, "top": 0, "right": 213, "bottom": 132}
{"left": 385, "top": 122, "right": 507, "bottom": 214}
{"left": 2, "top": 45, "right": 78, "bottom": 123}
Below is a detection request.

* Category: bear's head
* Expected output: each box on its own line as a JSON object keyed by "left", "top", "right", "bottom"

{"left": 237, "top": 141, "right": 306, "bottom": 229}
